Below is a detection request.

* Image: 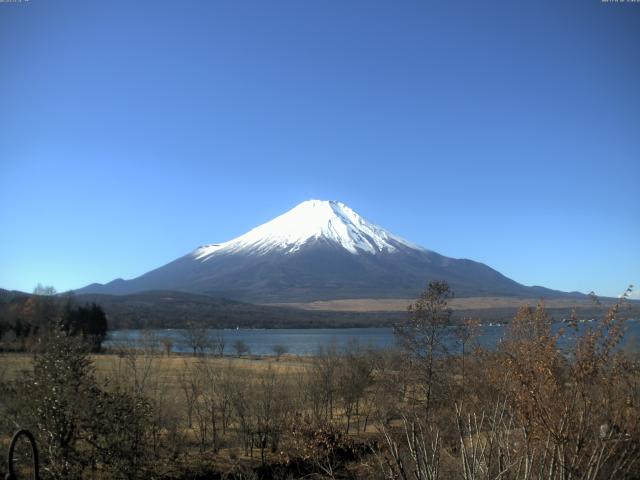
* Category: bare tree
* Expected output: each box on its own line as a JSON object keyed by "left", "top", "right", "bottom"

{"left": 308, "top": 344, "right": 340, "bottom": 421}
{"left": 395, "top": 280, "right": 453, "bottom": 417}
{"left": 181, "top": 323, "right": 213, "bottom": 356}
{"left": 254, "top": 367, "right": 290, "bottom": 464}
{"left": 213, "top": 329, "right": 225, "bottom": 357}
{"left": 454, "top": 317, "right": 480, "bottom": 403}
{"left": 33, "top": 283, "right": 57, "bottom": 296}
{"left": 233, "top": 339, "right": 250, "bottom": 357}
{"left": 193, "top": 359, "right": 224, "bottom": 452}
{"left": 337, "top": 341, "right": 374, "bottom": 433}
{"left": 272, "top": 343, "right": 288, "bottom": 361}
{"left": 160, "top": 337, "right": 173, "bottom": 356}
{"left": 177, "top": 360, "right": 199, "bottom": 429}
{"left": 228, "top": 373, "right": 255, "bottom": 455}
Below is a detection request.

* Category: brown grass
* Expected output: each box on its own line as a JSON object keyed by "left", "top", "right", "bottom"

{"left": 0, "top": 352, "right": 311, "bottom": 386}
{"left": 264, "top": 296, "right": 620, "bottom": 312}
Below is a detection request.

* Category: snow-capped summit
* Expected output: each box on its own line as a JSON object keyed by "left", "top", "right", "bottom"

{"left": 193, "top": 199, "right": 423, "bottom": 260}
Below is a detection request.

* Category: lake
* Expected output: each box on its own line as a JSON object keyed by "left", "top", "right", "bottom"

{"left": 105, "top": 318, "right": 640, "bottom": 356}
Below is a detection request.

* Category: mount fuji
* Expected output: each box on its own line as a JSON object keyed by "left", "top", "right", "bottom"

{"left": 76, "top": 200, "right": 573, "bottom": 302}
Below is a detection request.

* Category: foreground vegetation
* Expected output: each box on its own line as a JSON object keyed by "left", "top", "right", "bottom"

{"left": 1, "top": 283, "right": 639, "bottom": 479}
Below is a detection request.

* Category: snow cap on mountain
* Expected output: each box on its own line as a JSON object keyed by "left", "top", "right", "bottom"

{"left": 193, "top": 199, "right": 423, "bottom": 260}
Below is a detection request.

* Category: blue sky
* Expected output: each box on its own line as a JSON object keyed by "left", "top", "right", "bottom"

{"left": 0, "top": 0, "right": 638, "bottom": 298}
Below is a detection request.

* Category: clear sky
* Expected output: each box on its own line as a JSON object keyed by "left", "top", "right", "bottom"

{"left": 1, "top": 0, "right": 638, "bottom": 298}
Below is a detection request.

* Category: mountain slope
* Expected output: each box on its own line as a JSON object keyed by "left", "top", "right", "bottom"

{"left": 76, "top": 200, "right": 579, "bottom": 302}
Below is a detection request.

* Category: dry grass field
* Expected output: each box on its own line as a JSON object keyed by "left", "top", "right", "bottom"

{"left": 0, "top": 351, "right": 311, "bottom": 384}
{"left": 266, "top": 295, "right": 624, "bottom": 312}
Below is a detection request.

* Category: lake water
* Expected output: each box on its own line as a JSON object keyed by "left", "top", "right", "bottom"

{"left": 105, "top": 318, "right": 640, "bottom": 356}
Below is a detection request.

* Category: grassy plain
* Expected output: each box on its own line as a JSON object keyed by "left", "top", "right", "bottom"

{"left": 0, "top": 351, "right": 310, "bottom": 382}
{"left": 266, "top": 295, "right": 629, "bottom": 312}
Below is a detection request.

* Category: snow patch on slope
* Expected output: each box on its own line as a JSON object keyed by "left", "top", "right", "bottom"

{"left": 193, "top": 200, "right": 424, "bottom": 260}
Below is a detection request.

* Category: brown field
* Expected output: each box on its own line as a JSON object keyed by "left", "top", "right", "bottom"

{"left": 0, "top": 351, "right": 310, "bottom": 383}
{"left": 265, "top": 295, "right": 618, "bottom": 312}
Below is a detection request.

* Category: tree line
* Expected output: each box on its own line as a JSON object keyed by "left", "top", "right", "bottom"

{"left": 0, "top": 285, "right": 108, "bottom": 352}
